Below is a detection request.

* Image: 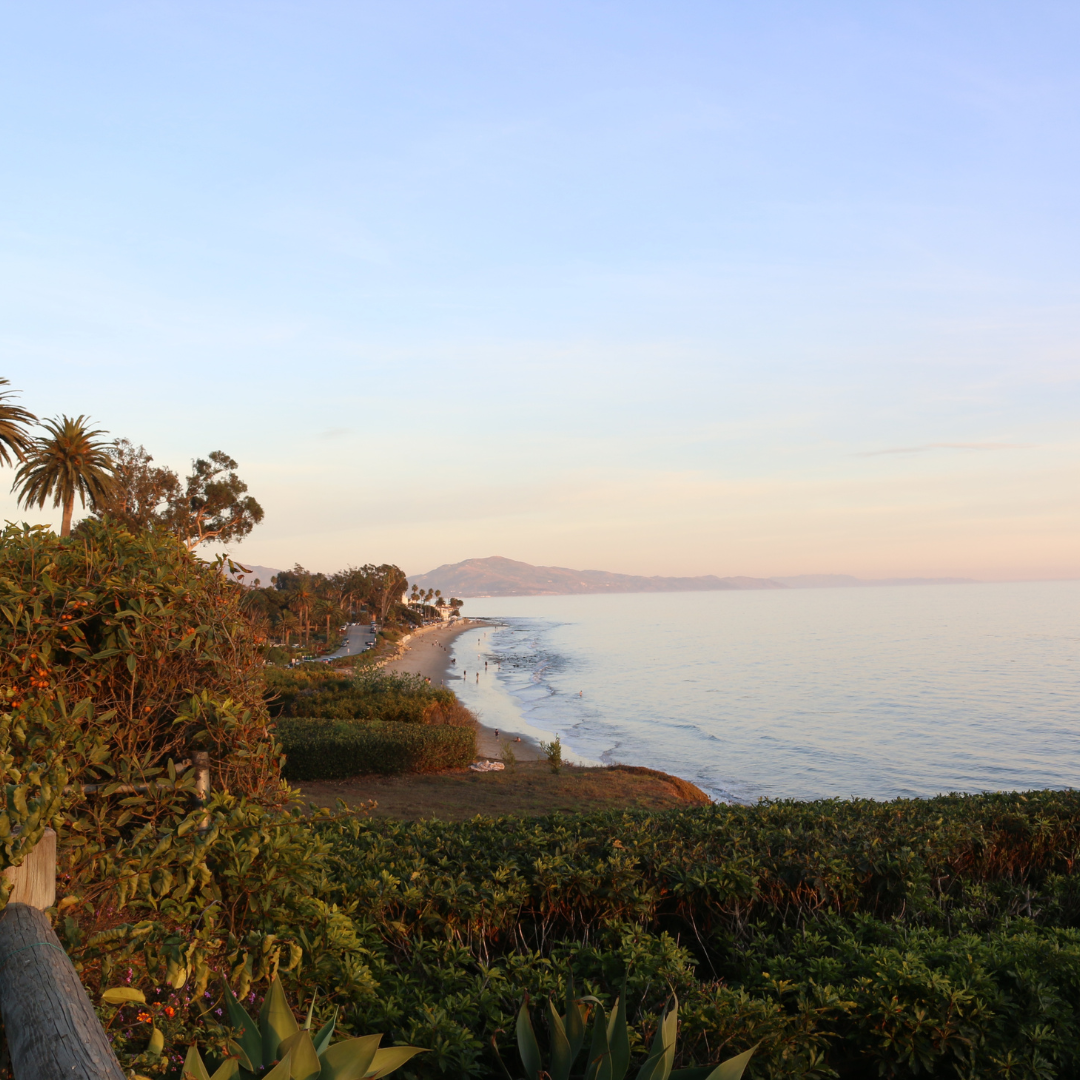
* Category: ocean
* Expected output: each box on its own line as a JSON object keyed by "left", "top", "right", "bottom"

{"left": 447, "top": 581, "right": 1079, "bottom": 803}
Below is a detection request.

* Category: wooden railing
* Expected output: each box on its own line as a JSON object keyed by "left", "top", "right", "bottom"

{"left": 0, "top": 753, "right": 211, "bottom": 1079}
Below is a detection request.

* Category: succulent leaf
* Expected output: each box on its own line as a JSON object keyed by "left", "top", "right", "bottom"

{"left": 586, "top": 1001, "right": 612, "bottom": 1080}
{"left": 318, "top": 1035, "right": 382, "bottom": 1080}
{"left": 260, "top": 976, "right": 301, "bottom": 1065}
{"left": 564, "top": 973, "right": 587, "bottom": 1061}
{"left": 364, "top": 1045, "right": 427, "bottom": 1078}
{"left": 515, "top": 996, "right": 542, "bottom": 1080}
{"left": 606, "top": 988, "right": 631, "bottom": 1080}
{"left": 547, "top": 998, "right": 573, "bottom": 1080}
{"left": 227, "top": 1038, "right": 255, "bottom": 1073}
{"left": 182, "top": 1046, "right": 211, "bottom": 1080}
{"left": 225, "top": 983, "right": 263, "bottom": 1070}
{"left": 312, "top": 1008, "right": 339, "bottom": 1056}
{"left": 701, "top": 1045, "right": 757, "bottom": 1080}
{"left": 210, "top": 1059, "right": 241, "bottom": 1080}
{"left": 638, "top": 996, "right": 677, "bottom": 1080}
{"left": 279, "top": 1030, "right": 322, "bottom": 1080}
{"left": 262, "top": 1051, "right": 293, "bottom": 1080}
{"left": 638, "top": 1052, "right": 671, "bottom": 1080}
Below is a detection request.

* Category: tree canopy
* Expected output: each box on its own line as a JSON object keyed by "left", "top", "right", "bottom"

{"left": 12, "top": 414, "right": 117, "bottom": 536}
{"left": 92, "top": 442, "right": 263, "bottom": 549}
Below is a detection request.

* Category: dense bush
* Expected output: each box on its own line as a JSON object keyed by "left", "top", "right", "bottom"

{"left": 0, "top": 520, "right": 279, "bottom": 796}
{"left": 277, "top": 718, "right": 477, "bottom": 779}
{"left": 0, "top": 522, "right": 378, "bottom": 1074}
{"left": 315, "top": 790, "right": 1080, "bottom": 1079}
{"left": 267, "top": 668, "right": 474, "bottom": 726}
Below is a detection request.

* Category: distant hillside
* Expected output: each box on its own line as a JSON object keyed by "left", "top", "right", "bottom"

{"left": 222, "top": 563, "right": 282, "bottom": 587}
{"left": 409, "top": 556, "right": 785, "bottom": 597}
{"left": 775, "top": 574, "right": 979, "bottom": 588}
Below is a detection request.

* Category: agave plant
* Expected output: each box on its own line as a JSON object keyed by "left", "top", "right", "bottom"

{"left": 494, "top": 975, "right": 755, "bottom": 1080}
{"left": 182, "top": 976, "right": 426, "bottom": 1080}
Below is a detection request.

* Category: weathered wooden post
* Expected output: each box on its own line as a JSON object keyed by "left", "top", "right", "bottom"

{"left": 0, "top": 830, "right": 125, "bottom": 1080}
{"left": 1, "top": 829, "right": 55, "bottom": 911}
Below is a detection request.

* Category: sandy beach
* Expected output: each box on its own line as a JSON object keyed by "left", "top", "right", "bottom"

{"left": 378, "top": 620, "right": 471, "bottom": 679}
{"left": 380, "top": 619, "right": 544, "bottom": 762}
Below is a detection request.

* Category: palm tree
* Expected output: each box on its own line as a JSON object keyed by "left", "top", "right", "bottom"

{"left": 279, "top": 611, "right": 299, "bottom": 646}
{"left": 13, "top": 415, "right": 117, "bottom": 537}
{"left": 0, "top": 379, "right": 37, "bottom": 466}
{"left": 289, "top": 577, "right": 317, "bottom": 645}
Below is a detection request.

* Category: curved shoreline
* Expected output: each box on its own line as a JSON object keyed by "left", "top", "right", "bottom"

{"left": 379, "top": 619, "right": 545, "bottom": 762}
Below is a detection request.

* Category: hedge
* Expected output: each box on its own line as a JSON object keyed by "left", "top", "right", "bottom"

{"left": 320, "top": 788, "right": 1080, "bottom": 1078}
{"left": 267, "top": 668, "right": 473, "bottom": 725}
{"left": 276, "top": 717, "right": 477, "bottom": 779}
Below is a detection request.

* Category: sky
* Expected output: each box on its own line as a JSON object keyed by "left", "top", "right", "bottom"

{"left": 1, "top": 1, "right": 1078, "bottom": 581}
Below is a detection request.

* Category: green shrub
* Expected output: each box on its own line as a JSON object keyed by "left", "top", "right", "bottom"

{"left": 0, "top": 520, "right": 279, "bottom": 798}
{"left": 316, "top": 790, "right": 1080, "bottom": 1079}
{"left": 277, "top": 718, "right": 477, "bottom": 779}
{"left": 267, "top": 669, "right": 472, "bottom": 726}
{"left": 540, "top": 735, "right": 563, "bottom": 774}
{"left": 0, "top": 522, "right": 383, "bottom": 1075}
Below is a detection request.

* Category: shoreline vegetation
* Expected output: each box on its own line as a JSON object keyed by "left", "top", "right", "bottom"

{"left": 3, "top": 383, "right": 1080, "bottom": 1078}
{"left": 284, "top": 617, "right": 715, "bottom": 818}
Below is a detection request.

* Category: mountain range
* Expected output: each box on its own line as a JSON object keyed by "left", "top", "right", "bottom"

{"left": 223, "top": 557, "right": 978, "bottom": 597}
{"left": 410, "top": 558, "right": 978, "bottom": 597}
{"left": 408, "top": 556, "right": 785, "bottom": 596}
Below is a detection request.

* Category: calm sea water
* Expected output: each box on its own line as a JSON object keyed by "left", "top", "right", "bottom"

{"left": 447, "top": 582, "right": 1080, "bottom": 803}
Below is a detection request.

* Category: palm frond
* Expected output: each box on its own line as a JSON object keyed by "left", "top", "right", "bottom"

{"left": 0, "top": 378, "right": 38, "bottom": 467}
{"left": 12, "top": 415, "right": 117, "bottom": 534}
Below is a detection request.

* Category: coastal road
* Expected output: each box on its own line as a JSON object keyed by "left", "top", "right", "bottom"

{"left": 322, "top": 623, "right": 376, "bottom": 661}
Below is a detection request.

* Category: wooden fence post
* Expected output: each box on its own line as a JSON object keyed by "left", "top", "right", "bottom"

{"left": 1, "top": 829, "right": 55, "bottom": 911}
{"left": 0, "top": 831, "right": 125, "bottom": 1080}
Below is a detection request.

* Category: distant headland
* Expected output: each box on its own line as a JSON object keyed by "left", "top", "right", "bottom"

{"left": 408, "top": 556, "right": 979, "bottom": 598}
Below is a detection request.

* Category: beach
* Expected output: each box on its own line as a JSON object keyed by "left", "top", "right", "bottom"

{"left": 379, "top": 619, "right": 544, "bottom": 761}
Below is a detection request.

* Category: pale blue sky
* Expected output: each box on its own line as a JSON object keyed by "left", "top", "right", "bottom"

{"left": 2, "top": 2, "right": 1077, "bottom": 579}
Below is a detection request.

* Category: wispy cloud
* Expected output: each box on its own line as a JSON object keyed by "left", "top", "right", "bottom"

{"left": 856, "top": 442, "right": 1033, "bottom": 457}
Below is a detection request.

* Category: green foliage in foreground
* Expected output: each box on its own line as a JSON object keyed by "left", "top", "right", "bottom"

{"left": 277, "top": 718, "right": 477, "bottom": 779}
{"left": 316, "top": 789, "right": 1080, "bottom": 1079}
{"left": 499, "top": 974, "right": 755, "bottom": 1080}
{"left": 183, "top": 975, "right": 425, "bottom": 1080}
{"left": 267, "top": 669, "right": 471, "bottom": 726}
